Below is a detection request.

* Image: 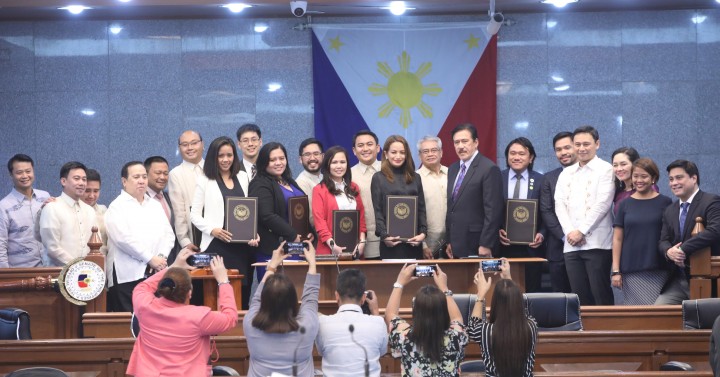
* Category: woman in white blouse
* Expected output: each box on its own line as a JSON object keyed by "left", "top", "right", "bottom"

{"left": 311, "top": 146, "right": 367, "bottom": 256}
{"left": 190, "top": 136, "right": 259, "bottom": 309}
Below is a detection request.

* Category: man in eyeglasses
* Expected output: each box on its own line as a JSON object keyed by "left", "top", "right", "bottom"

{"left": 168, "top": 130, "right": 205, "bottom": 249}
{"left": 235, "top": 123, "right": 263, "bottom": 180}
{"left": 416, "top": 136, "right": 448, "bottom": 260}
{"left": 296, "top": 138, "right": 324, "bottom": 227}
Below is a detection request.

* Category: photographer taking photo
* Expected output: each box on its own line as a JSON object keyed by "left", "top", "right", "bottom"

{"left": 127, "top": 248, "right": 238, "bottom": 377}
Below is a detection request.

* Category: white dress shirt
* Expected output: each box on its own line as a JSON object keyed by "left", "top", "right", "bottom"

{"left": 92, "top": 203, "right": 108, "bottom": 255}
{"left": 242, "top": 159, "right": 256, "bottom": 180}
{"left": 316, "top": 304, "right": 388, "bottom": 377}
{"left": 554, "top": 156, "right": 615, "bottom": 252}
{"left": 333, "top": 181, "right": 357, "bottom": 210}
{"left": 168, "top": 159, "right": 204, "bottom": 247}
{"left": 39, "top": 192, "right": 98, "bottom": 266}
{"left": 351, "top": 161, "right": 382, "bottom": 259}
{"left": 507, "top": 169, "right": 529, "bottom": 199}
{"left": 105, "top": 190, "right": 175, "bottom": 286}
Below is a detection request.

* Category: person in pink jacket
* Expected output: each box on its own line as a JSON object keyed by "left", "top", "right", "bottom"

{"left": 312, "top": 146, "right": 367, "bottom": 257}
{"left": 127, "top": 248, "right": 238, "bottom": 377}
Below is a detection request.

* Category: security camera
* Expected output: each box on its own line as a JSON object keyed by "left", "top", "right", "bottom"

{"left": 487, "top": 12, "right": 504, "bottom": 36}
{"left": 290, "top": 1, "right": 307, "bottom": 17}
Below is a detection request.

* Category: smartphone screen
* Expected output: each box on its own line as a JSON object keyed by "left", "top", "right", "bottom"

{"left": 413, "top": 265, "right": 437, "bottom": 277}
{"left": 188, "top": 253, "right": 217, "bottom": 267}
{"left": 481, "top": 259, "right": 502, "bottom": 272}
{"left": 283, "top": 242, "right": 305, "bottom": 255}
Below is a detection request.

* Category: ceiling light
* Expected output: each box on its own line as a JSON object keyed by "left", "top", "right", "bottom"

{"left": 384, "top": 1, "right": 415, "bottom": 16}
{"left": 267, "top": 83, "right": 282, "bottom": 92}
{"left": 81, "top": 109, "right": 96, "bottom": 116}
{"left": 554, "top": 85, "right": 570, "bottom": 91}
{"left": 540, "top": 0, "right": 579, "bottom": 8}
{"left": 118, "top": 0, "right": 131, "bottom": 2}
{"left": 546, "top": 20, "right": 558, "bottom": 28}
{"left": 59, "top": 5, "right": 91, "bottom": 14}
{"left": 221, "top": 3, "right": 251, "bottom": 13}
{"left": 109, "top": 25, "right": 123, "bottom": 35}
{"left": 551, "top": 75, "right": 564, "bottom": 83}
{"left": 692, "top": 15, "right": 707, "bottom": 24}
{"left": 254, "top": 23, "right": 269, "bottom": 33}
{"left": 514, "top": 121, "right": 529, "bottom": 130}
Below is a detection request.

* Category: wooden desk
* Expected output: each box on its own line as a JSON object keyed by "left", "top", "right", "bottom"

{"left": 254, "top": 258, "right": 545, "bottom": 306}
{"left": 190, "top": 268, "right": 243, "bottom": 310}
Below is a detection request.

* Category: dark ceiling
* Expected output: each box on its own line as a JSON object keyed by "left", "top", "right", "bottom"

{"left": 0, "top": 0, "right": 717, "bottom": 21}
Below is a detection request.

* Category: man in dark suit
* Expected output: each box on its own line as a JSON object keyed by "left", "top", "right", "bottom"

{"left": 235, "top": 123, "right": 263, "bottom": 180}
{"left": 539, "top": 132, "right": 576, "bottom": 293}
{"left": 657, "top": 159, "right": 720, "bottom": 304}
{"left": 498, "top": 137, "right": 544, "bottom": 292}
{"left": 445, "top": 123, "right": 504, "bottom": 258}
{"left": 144, "top": 156, "right": 184, "bottom": 265}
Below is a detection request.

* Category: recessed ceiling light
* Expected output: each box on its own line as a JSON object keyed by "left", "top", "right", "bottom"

{"left": 554, "top": 85, "right": 570, "bottom": 91}
{"left": 382, "top": 1, "right": 415, "bottom": 16}
{"left": 254, "top": 23, "right": 269, "bottom": 33}
{"left": 221, "top": 3, "right": 251, "bottom": 13}
{"left": 546, "top": 20, "right": 558, "bottom": 28}
{"left": 540, "top": 0, "right": 579, "bottom": 8}
{"left": 59, "top": 5, "right": 91, "bottom": 14}
{"left": 81, "top": 109, "right": 96, "bottom": 116}
{"left": 692, "top": 15, "right": 707, "bottom": 24}
{"left": 267, "top": 83, "right": 282, "bottom": 92}
{"left": 109, "top": 25, "right": 123, "bottom": 34}
{"left": 118, "top": 0, "right": 131, "bottom": 2}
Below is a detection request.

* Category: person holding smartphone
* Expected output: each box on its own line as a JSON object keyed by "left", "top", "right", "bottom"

{"left": 127, "top": 248, "right": 237, "bottom": 377}
{"left": 385, "top": 264, "right": 467, "bottom": 376}
{"left": 244, "top": 241, "right": 319, "bottom": 377}
{"left": 467, "top": 259, "right": 538, "bottom": 377}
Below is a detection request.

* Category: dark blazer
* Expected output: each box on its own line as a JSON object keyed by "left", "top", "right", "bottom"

{"left": 539, "top": 167, "right": 564, "bottom": 262}
{"left": 157, "top": 191, "right": 182, "bottom": 265}
{"left": 500, "top": 168, "right": 545, "bottom": 258}
{"left": 659, "top": 190, "right": 720, "bottom": 258}
{"left": 249, "top": 174, "right": 305, "bottom": 256}
{"left": 445, "top": 152, "right": 504, "bottom": 258}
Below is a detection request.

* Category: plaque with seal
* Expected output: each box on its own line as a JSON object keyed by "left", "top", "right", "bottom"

{"left": 386, "top": 195, "right": 418, "bottom": 241}
{"left": 288, "top": 195, "right": 311, "bottom": 239}
{"left": 505, "top": 199, "right": 537, "bottom": 244}
{"left": 225, "top": 196, "right": 258, "bottom": 242}
{"left": 333, "top": 210, "right": 360, "bottom": 253}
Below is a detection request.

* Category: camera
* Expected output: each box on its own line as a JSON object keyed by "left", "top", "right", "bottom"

{"left": 413, "top": 265, "right": 437, "bottom": 277}
{"left": 187, "top": 253, "right": 218, "bottom": 268}
{"left": 481, "top": 259, "right": 502, "bottom": 272}
{"left": 290, "top": 1, "right": 307, "bottom": 17}
{"left": 283, "top": 241, "right": 306, "bottom": 255}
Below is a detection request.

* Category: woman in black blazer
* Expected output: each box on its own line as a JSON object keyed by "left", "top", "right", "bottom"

{"left": 249, "top": 142, "right": 314, "bottom": 280}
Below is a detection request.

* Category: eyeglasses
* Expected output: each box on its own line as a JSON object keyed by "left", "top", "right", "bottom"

{"left": 178, "top": 140, "right": 201, "bottom": 148}
{"left": 301, "top": 152, "right": 323, "bottom": 158}
{"left": 240, "top": 137, "right": 260, "bottom": 145}
{"left": 420, "top": 148, "right": 441, "bottom": 155}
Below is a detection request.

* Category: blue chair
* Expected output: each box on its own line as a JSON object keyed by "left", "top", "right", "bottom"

{"left": 0, "top": 308, "right": 31, "bottom": 340}
{"left": 6, "top": 367, "right": 68, "bottom": 377}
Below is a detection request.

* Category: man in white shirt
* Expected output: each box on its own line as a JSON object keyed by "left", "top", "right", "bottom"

{"left": 416, "top": 136, "right": 447, "bottom": 260}
{"left": 235, "top": 123, "right": 263, "bottom": 180}
{"left": 82, "top": 169, "right": 108, "bottom": 255}
{"left": 350, "top": 130, "right": 382, "bottom": 260}
{"left": 316, "top": 269, "right": 387, "bottom": 377}
{"left": 105, "top": 161, "right": 175, "bottom": 312}
{"left": 39, "top": 161, "right": 98, "bottom": 267}
{"left": 296, "top": 138, "right": 324, "bottom": 226}
{"left": 168, "top": 130, "right": 204, "bottom": 249}
{"left": 554, "top": 126, "right": 615, "bottom": 305}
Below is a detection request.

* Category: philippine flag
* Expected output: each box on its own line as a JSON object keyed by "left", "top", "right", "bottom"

{"left": 312, "top": 22, "right": 497, "bottom": 166}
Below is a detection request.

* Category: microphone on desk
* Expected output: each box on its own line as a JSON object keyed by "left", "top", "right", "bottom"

{"left": 292, "top": 326, "right": 306, "bottom": 377}
{"left": 349, "top": 324, "right": 370, "bottom": 377}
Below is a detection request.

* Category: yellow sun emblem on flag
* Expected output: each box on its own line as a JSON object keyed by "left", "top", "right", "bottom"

{"left": 369, "top": 51, "right": 442, "bottom": 129}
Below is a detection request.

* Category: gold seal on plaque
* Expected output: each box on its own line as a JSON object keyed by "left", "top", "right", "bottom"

{"left": 233, "top": 204, "right": 250, "bottom": 221}
{"left": 513, "top": 206, "right": 530, "bottom": 223}
{"left": 339, "top": 217, "right": 353, "bottom": 233}
{"left": 394, "top": 203, "right": 410, "bottom": 220}
{"left": 294, "top": 203, "right": 305, "bottom": 220}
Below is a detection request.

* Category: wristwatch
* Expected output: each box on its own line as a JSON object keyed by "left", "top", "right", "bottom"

{"left": 393, "top": 282, "right": 404, "bottom": 289}
{"left": 611, "top": 270, "right": 621, "bottom": 276}
{"left": 444, "top": 289, "right": 453, "bottom": 296}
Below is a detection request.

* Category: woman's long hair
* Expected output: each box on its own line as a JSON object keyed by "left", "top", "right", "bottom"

{"left": 380, "top": 135, "right": 415, "bottom": 184}
{"left": 408, "top": 285, "right": 449, "bottom": 363}
{"left": 488, "top": 279, "right": 534, "bottom": 377}
{"left": 251, "top": 273, "right": 299, "bottom": 333}
{"left": 320, "top": 146, "right": 358, "bottom": 198}
{"left": 203, "top": 136, "right": 241, "bottom": 181}
{"left": 611, "top": 146, "right": 640, "bottom": 192}
{"left": 154, "top": 267, "right": 192, "bottom": 304}
{"left": 256, "top": 142, "right": 294, "bottom": 183}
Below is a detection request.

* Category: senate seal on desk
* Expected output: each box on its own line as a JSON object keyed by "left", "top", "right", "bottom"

{"left": 58, "top": 258, "right": 106, "bottom": 306}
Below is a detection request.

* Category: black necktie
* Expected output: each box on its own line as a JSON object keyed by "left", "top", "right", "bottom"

{"left": 512, "top": 174, "right": 523, "bottom": 199}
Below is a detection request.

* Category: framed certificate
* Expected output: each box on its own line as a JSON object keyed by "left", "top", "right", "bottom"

{"left": 386, "top": 195, "right": 417, "bottom": 241}
{"left": 333, "top": 210, "right": 360, "bottom": 253}
{"left": 505, "top": 199, "right": 537, "bottom": 245}
{"left": 225, "top": 197, "right": 258, "bottom": 243}
{"left": 288, "top": 195, "right": 310, "bottom": 239}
